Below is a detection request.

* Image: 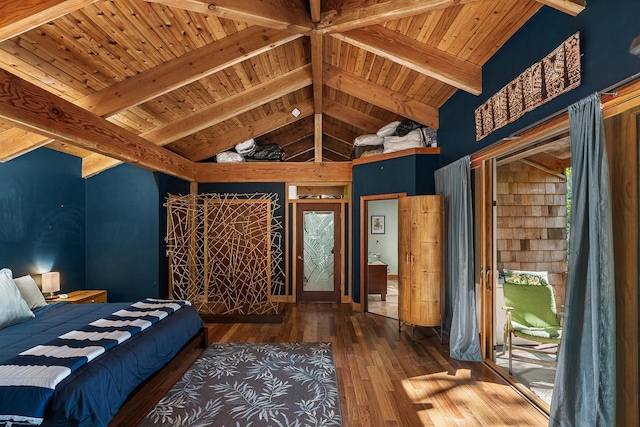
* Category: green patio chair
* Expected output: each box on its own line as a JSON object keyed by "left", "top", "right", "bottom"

{"left": 502, "top": 271, "right": 562, "bottom": 375}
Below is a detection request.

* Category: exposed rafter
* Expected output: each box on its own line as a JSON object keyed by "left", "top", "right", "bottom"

{"left": 0, "top": 0, "right": 97, "bottom": 42}
{"left": 332, "top": 26, "right": 482, "bottom": 95}
{"left": 0, "top": 69, "right": 194, "bottom": 180}
{"left": 322, "top": 121, "right": 358, "bottom": 145}
{"left": 77, "top": 27, "right": 301, "bottom": 117}
{"left": 309, "top": 0, "right": 321, "bottom": 23}
{"left": 536, "top": 0, "right": 584, "bottom": 16}
{"left": 317, "top": 0, "right": 480, "bottom": 33}
{"left": 183, "top": 98, "right": 315, "bottom": 162}
{"left": 323, "top": 135, "right": 352, "bottom": 159}
{"left": 0, "top": 128, "right": 52, "bottom": 161}
{"left": 324, "top": 65, "right": 438, "bottom": 129}
{"left": 283, "top": 135, "right": 314, "bottom": 159}
{"left": 146, "top": 0, "right": 314, "bottom": 34}
{"left": 1, "top": 26, "right": 300, "bottom": 162}
{"left": 323, "top": 98, "right": 387, "bottom": 134}
{"left": 310, "top": 34, "right": 324, "bottom": 113}
{"left": 259, "top": 119, "right": 314, "bottom": 146}
{"left": 82, "top": 65, "right": 313, "bottom": 177}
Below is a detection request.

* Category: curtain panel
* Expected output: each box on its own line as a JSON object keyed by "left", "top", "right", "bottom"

{"left": 549, "top": 93, "right": 616, "bottom": 426}
{"left": 435, "top": 155, "right": 482, "bottom": 361}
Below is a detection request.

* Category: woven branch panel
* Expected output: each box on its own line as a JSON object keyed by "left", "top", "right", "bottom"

{"left": 166, "top": 192, "right": 284, "bottom": 315}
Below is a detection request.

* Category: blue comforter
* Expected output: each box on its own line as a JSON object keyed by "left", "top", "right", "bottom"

{"left": 0, "top": 301, "right": 204, "bottom": 426}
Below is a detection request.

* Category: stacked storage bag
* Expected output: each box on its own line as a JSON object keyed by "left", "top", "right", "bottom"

{"left": 215, "top": 151, "right": 245, "bottom": 162}
{"left": 235, "top": 138, "right": 256, "bottom": 156}
{"left": 383, "top": 128, "right": 424, "bottom": 153}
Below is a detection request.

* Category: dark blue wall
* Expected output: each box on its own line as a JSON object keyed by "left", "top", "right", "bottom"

{"left": 156, "top": 173, "right": 191, "bottom": 299}
{"left": 351, "top": 154, "right": 438, "bottom": 302}
{"left": 86, "top": 164, "right": 163, "bottom": 302}
{"left": 439, "top": 0, "right": 640, "bottom": 167}
{"left": 0, "top": 148, "right": 85, "bottom": 291}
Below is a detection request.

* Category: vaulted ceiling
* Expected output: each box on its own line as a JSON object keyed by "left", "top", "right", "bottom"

{"left": 0, "top": 0, "right": 584, "bottom": 180}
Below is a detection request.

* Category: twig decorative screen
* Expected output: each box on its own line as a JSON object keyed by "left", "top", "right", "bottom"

{"left": 165, "top": 192, "right": 283, "bottom": 315}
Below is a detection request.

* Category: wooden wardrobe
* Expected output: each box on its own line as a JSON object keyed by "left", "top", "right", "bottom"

{"left": 398, "top": 195, "right": 445, "bottom": 330}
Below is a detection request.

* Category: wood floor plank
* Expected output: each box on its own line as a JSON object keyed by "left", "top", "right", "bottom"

{"left": 118, "top": 303, "right": 547, "bottom": 426}
{"left": 202, "top": 303, "right": 547, "bottom": 426}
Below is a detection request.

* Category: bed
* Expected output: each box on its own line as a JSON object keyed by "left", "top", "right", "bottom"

{"left": 0, "top": 272, "right": 205, "bottom": 427}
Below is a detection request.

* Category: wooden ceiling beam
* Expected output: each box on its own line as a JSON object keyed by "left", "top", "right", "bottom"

{"left": 332, "top": 26, "right": 481, "bottom": 95}
{"left": 0, "top": 69, "right": 194, "bottom": 180}
{"left": 322, "top": 120, "right": 358, "bottom": 145}
{"left": 82, "top": 64, "right": 313, "bottom": 177}
{"left": 536, "top": 0, "right": 585, "bottom": 16}
{"left": 146, "top": 0, "right": 314, "bottom": 34}
{"left": 0, "top": 0, "right": 97, "bottom": 42}
{"left": 324, "top": 65, "right": 438, "bottom": 128}
{"left": 317, "top": 0, "right": 480, "bottom": 33}
{"left": 309, "top": 0, "right": 322, "bottom": 23}
{"left": 1, "top": 26, "right": 299, "bottom": 163}
{"left": 323, "top": 98, "right": 386, "bottom": 134}
{"left": 184, "top": 98, "right": 315, "bottom": 161}
{"left": 195, "top": 161, "right": 352, "bottom": 182}
{"left": 310, "top": 34, "right": 324, "bottom": 113}
{"left": 77, "top": 26, "right": 301, "bottom": 117}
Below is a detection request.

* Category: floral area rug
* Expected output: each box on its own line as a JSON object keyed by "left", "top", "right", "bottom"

{"left": 137, "top": 342, "right": 343, "bottom": 427}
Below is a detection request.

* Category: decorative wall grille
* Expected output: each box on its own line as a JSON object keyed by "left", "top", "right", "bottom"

{"left": 165, "top": 192, "right": 283, "bottom": 315}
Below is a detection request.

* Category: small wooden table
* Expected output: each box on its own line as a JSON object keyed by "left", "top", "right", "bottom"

{"left": 368, "top": 261, "right": 388, "bottom": 301}
{"left": 48, "top": 290, "right": 107, "bottom": 304}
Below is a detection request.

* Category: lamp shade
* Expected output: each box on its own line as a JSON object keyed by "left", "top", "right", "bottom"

{"left": 42, "top": 272, "right": 60, "bottom": 295}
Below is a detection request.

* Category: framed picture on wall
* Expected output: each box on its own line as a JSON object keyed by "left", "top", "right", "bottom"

{"left": 371, "top": 215, "right": 385, "bottom": 234}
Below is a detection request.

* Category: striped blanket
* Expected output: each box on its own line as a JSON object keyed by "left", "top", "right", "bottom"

{"left": 0, "top": 298, "right": 190, "bottom": 426}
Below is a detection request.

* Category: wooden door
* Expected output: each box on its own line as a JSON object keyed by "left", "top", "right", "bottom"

{"left": 295, "top": 203, "right": 342, "bottom": 302}
{"left": 398, "top": 195, "right": 444, "bottom": 328}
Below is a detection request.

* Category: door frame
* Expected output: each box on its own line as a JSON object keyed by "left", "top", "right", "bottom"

{"left": 294, "top": 202, "right": 343, "bottom": 302}
{"left": 360, "top": 193, "right": 406, "bottom": 312}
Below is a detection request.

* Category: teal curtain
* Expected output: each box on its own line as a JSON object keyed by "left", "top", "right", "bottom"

{"left": 549, "top": 93, "right": 616, "bottom": 426}
{"left": 435, "top": 155, "right": 482, "bottom": 361}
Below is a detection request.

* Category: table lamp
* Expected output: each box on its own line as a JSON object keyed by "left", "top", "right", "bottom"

{"left": 42, "top": 271, "right": 60, "bottom": 299}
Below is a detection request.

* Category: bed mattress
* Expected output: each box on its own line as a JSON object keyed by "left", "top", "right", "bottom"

{"left": 0, "top": 301, "right": 204, "bottom": 427}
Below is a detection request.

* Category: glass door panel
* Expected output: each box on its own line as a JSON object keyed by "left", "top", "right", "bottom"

{"left": 303, "top": 211, "right": 335, "bottom": 292}
{"left": 296, "top": 203, "right": 341, "bottom": 301}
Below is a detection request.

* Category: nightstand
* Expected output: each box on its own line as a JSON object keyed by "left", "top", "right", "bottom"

{"left": 49, "top": 290, "right": 107, "bottom": 304}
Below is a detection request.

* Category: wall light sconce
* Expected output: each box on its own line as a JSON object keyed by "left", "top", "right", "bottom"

{"left": 42, "top": 271, "right": 60, "bottom": 299}
{"left": 291, "top": 107, "right": 301, "bottom": 117}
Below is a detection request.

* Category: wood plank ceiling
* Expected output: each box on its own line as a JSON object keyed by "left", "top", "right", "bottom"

{"left": 0, "top": 0, "right": 584, "bottom": 179}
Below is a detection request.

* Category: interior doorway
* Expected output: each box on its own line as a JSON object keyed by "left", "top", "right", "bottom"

{"left": 361, "top": 193, "right": 405, "bottom": 317}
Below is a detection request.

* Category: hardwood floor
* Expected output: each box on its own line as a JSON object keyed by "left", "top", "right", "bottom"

{"left": 205, "top": 303, "right": 548, "bottom": 427}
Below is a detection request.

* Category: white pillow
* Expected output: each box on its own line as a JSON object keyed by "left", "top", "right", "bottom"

{"left": 14, "top": 275, "right": 48, "bottom": 310}
{"left": 0, "top": 269, "right": 34, "bottom": 329}
{"left": 376, "top": 121, "right": 401, "bottom": 137}
{"left": 353, "top": 134, "right": 384, "bottom": 147}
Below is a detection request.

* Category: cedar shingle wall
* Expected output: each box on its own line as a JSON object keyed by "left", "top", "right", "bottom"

{"left": 496, "top": 160, "right": 567, "bottom": 305}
